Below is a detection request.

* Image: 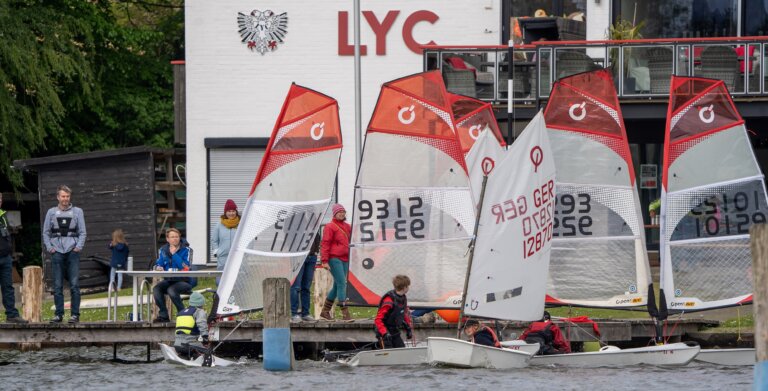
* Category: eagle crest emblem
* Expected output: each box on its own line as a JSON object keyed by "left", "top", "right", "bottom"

{"left": 237, "top": 10, "right": 288, "bottom": 54}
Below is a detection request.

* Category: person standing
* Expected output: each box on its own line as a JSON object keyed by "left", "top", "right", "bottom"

{"left": 108, "top": 229, "right": 129, "bottom": 291}
{"left": 0, "top": 193, "right": 27, "bottom": 323}
{"left": 374, "top": 275, "right": 413, "bottom": 348}
{"left": 319, "top": 204, "right": 352, "bottom": 321}
{"left": 212, "top": 199, "right": 239, "bottom": 285}
{"left": 291, "top": 233, "right": 320, "bottom": 322}
{"left": 43, "top": 185, "right": 86, "bottom": 324}
{"left": 153, "top": 228, "right": 195, "bottom": 322}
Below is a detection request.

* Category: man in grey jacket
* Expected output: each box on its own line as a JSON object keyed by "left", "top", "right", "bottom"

{"left": 43, "top": 185, "right": 86, "bottom": 323}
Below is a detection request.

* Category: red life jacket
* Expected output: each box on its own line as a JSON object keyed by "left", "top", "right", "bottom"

{"left": 471, "top": 325, "right": 501, "bottom": 348}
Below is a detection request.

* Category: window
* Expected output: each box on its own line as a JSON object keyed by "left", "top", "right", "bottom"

{"left": 617, "top": 0, "right": 737, "bottom": 38}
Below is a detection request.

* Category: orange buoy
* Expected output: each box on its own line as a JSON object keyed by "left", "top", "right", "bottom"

{"left": 435, "top": 309, "right": 460, "bottom": 323}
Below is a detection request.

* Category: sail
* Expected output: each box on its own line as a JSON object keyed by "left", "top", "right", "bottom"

{"left": 347, "top": 71, "right": 476, "bottom": 308}
{"left": 464, "top": 112, "right": 555, "bottom": 321}
{"left": 449, "top": 93, "right": 506, "bottom": 155}
{"left": 660, "top": 76, "right": 767, "bottom": 311}
{"left": 465, "top": 128, "right": 506, "bottom": 207}
{"left": 216, "top": 84, "right": 342, "bottom": 315}
{"left": 543, "top": 69, "right": 651, "bottom": 308}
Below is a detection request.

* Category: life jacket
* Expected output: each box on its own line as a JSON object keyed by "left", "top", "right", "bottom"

{"left": 471, "top": 325, "right": 501, "bottom": 348}
{"left": 524, "top": 322, "right": 556, "bottom": 354}
{"left": 175, "top": 307, "right": 200, "bottom": 335}
{"left": 378, "top": 290, "right": 408, "bottom": 334}
{"left": 52, "top": 208, "right": 80, "bottom": 237}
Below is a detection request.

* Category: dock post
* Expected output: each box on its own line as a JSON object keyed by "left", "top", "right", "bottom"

{"left": 313, "top": 267, "right": 334, "bottom": 319}
{"left": 20, "top": 266, "right": 42, "bottom": 351}
{"left": 752, "top": 224, "right": 768, "bottom": 389}
{"left": 262, "top": 277, "right": 293, "bottom": 371}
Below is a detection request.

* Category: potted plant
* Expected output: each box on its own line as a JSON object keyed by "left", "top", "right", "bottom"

{"left": 648, "top": 198, "right": 661, "bottom": 224}
{"left": 606, "top": 18, "right": 645, "bottom": 93}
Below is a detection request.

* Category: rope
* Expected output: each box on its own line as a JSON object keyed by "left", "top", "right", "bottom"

{"left": 736, "top": 304, "right": 743, "bottom": 342}
{"left": 663, "top": 313, "right": 683, "bottom": 345}
{"left": 210, "top": 313, "right": 249, "bottom": 353}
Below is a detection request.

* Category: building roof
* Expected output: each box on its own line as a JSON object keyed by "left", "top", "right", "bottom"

{"left": 13, "top": 146, "right": 184, "bottom": 169}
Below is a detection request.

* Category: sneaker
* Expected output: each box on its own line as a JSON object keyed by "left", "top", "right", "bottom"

{"left": 50, "top": 315, "right": 63, "bottom": 324}
{"left": 68, "top": 315, "right": 80, "bottom": 324}
{"left": 290, "top": 315, "right": 302, "bottom": 323}
{"left": 153, "top": 317, "right": 171, "bottom": 323}
{"left": 301, "top": 315, "right": 315, "bottom": 322}
{"left": 6, "top": 316, "right": 28, "bottom": 324}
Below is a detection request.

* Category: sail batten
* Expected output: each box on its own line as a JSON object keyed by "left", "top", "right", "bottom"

{"left": 543, "top": 69, "right": 651, "bottom": 308}
{"left": 661, "top": 76, "right": 768, "bottom": 312}
{"left": 347, "top": 71, "right": 476, "bottom": 308}
{"left": 216, "top": 84, "right": 342, "bottom": 315}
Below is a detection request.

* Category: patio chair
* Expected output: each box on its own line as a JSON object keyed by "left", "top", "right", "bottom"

{"left": 646, "top": 47, "right": 673, "bottom": 94}
{"left": 699, "top": 46, "right": 739, "bottom": 92}
{"left": 555, "top": 51, "right": 601, "bottom": 80}
{"left": 442, "top": 68, "right": 477, "bottom": 97}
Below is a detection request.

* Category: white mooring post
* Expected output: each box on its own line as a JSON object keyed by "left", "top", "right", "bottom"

{"left": 751, "top": 224, "right": 768, "bottom": 389}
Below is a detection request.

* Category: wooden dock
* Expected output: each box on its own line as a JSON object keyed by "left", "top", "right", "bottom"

{"left": 0, "top": 318, "right": 717, "bottom": 346}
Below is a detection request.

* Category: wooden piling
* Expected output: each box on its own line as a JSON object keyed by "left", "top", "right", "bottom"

{"left": 752, "top": 224, "right": 768, "bottom": 388}
{"left": 20, "top": 266, "right": 42, "bottom": 351}
{"left": 263, "top": 277, "right": 293, "bottom": 370}
{"left": 313, "top": 267, "right": 334, "bottom": 319}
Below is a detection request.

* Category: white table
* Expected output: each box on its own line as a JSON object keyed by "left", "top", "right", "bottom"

{"left": 117, "top": 270, "right": 222, "bottom": 322}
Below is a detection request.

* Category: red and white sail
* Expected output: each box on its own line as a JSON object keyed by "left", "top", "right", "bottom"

{"left": 449, "top": 93, "right": 506, "bottom": 155}
{"left": 216, "top": 84, "right": 342, "bottom": 315}
{"left": 347, "top": 71, "right": 475, "bottom": 308}
{"left": 464, "top": 111, "right": 555, "bottom": 321}
{"left": 660, "top": 76, "right": 767, "bottom": 311}
{"left": 466, "top": 128, "right": 506, "bottom": 207}
{"left": 543, "top": 69, "right": 651, "bottom": 308}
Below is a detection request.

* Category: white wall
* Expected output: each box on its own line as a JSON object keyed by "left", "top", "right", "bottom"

{"left": 185, "top": 0, "right": 501, "bottom": 261}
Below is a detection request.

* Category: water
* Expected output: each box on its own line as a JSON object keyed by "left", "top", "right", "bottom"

{"left": 0, "top": 347, "right": 753, "bottom": 391}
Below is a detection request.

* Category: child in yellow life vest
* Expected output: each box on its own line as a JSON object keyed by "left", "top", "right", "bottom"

{"left": 173, "top": 291, "right": 209, "bottom": 359}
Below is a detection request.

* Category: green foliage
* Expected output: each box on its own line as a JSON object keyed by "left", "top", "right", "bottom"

{"left": 649, "top": 199, "right": 661, "bottom": 213}
{"left": 607, "top": 18, "right": 646, "bottom": 41}
{"left": 0, "top": 0, "right": 182, "bottom": 191}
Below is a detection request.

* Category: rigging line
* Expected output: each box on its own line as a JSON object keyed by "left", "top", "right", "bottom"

{"left": 664, "top": 312, "right": 684, "bottom": 345}
{"left": 211, "top": 313, "right": 250, "bottom": 353}
{"left": 560, "top": 317, "right": 606, "bottom": 346}
{"left": 737, "top": 304, "right": 743, "bottom": 342}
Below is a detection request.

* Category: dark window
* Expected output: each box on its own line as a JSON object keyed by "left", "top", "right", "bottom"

{"left": 744, "top": 1, "right": 768, "bottom": 36}
{"left": 617, "top": 0, "right": 737, "bottom": 38}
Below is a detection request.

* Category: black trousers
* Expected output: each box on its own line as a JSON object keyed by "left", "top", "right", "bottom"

{"left": 380, "top": 333, "right": 405, "bottom": 349}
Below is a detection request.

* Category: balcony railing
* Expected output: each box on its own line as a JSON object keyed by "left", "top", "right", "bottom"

{"left": 423, "top": 37, "right": 768, "bottom": 103}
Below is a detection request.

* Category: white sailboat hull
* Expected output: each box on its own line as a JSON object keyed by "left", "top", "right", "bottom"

{"left": 695, "top": 348, "right": 755, "bottom": 365}
{"left": 530, "top": 342, "right": 700, "bottom": 367}
{"left": 427, "top": 337, "right": 532, "bottom": 369}
{"left": 159, "top": 343, "right": 240, "bottom": 367}
{"left": 340, "top": 347, "right": 427, "bottom": 367}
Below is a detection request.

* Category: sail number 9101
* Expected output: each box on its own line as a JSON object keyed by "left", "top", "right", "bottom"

{"left": 358, "top": 197, "right": 426, "bottom": 242}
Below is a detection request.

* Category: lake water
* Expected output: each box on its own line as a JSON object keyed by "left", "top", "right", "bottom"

{"left": 0, "top": 346, "right": 754, "bottom": 390}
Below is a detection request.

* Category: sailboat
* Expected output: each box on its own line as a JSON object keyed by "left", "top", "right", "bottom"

{"left": 427, "top": 111, "right": 555, "bottom": 369}
{"left": 214, "top": 83, "right": 343, "bottom": 315}
{"left": 535, "top": 69, "right": 699, "bottom": 366}
{"left": 660, "top": 76, "right": 766, "bottom": 366}
{"left": 340, "top": 71, "right": 477, "bottom": 366}
{"left": 448, "top": 92, "right": 506, "bottom": 157}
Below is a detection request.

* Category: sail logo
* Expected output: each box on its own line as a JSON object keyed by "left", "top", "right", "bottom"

{"left": 481, "top": 157, "right": 495, "bottom": 176}
{"left": 698, "top": 105, "right": 715, "bottom": 124}
{"left": 530, "top": 146, "right": 543, "bottom": 172}
{"left": 568, "top": 102, "right": 587, "bottom": 121}
{"left": 310, "top": 122, "right": 325, "bottom": 140}
{"left": 468, "top": 124, "right": 485, "bottom": 140}
{"left": 237, "top": 10, "right": 288, "bottom": 55}
{"left": 398, "top": 105, "right": 416, "bottom": 124}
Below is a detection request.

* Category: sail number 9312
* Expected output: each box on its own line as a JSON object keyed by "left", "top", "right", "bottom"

{"left": 358, "top": 197, "right": 426, "bottom": 242}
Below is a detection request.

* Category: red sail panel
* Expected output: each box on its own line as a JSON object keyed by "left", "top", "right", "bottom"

{"left": 251, "top": 83, "right": 342, "bottom": 193}
{"left": 449, "top": 93, "right": 506, "bottom": 154}
{"left": 543, "top": 69, "right": 634, "bottom": 183}
{"left": 367, "top": 71, "right": 466, "bottom": 172}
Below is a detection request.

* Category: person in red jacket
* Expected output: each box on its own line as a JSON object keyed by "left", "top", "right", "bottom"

{"left": 374, "top": 275, "right": 413, "bottom": 348}
{"left": 319, "top": 204, "right": 352, "bottom": 320}
{"left": 519, "top": 311, "right": 571, "bottom": 355}
{"left": 463, "top": 319, "right": 501, "bottom": 348}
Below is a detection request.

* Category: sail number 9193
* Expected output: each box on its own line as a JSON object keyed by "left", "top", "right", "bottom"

{"left": 358, "top": 197, "right": 426, "bottom": 242}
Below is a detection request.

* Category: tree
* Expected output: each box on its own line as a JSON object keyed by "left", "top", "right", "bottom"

{"left": 0, "top": 0, "right": 183, "bottom": 191}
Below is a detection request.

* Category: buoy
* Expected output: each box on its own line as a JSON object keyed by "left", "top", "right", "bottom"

{"left": 435, "top": 309, "right": 460, "bottom": 323}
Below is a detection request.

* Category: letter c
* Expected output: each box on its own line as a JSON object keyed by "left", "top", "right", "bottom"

{"left": 402, "top": 11, "right": 439, "bottom": 54}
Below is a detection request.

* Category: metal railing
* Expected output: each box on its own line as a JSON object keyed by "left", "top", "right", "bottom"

{"left": 423, "top": 37, "right": 768, "bottom": 103}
